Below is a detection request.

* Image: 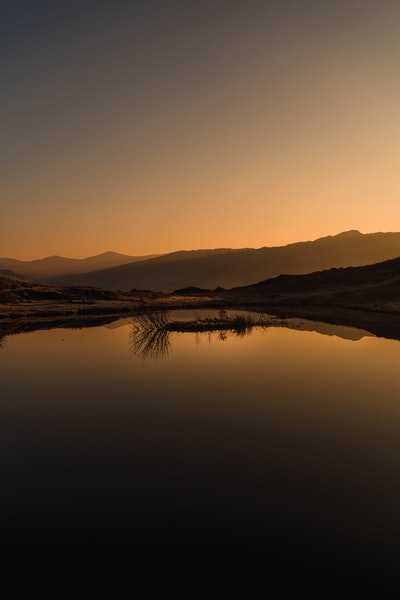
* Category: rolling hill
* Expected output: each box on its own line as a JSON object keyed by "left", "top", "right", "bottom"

{"left": 0, "top": 275, "right": 119, "bottom": 302}
{"left": 2, "top": 251, "right": 400, "bottom": 340}
{"left": 52, "top": 230, "right": 400, "bottom": 292}
{"left": 0, "top": 268, "right": 32, "bottom": 281}
{"left": 230, "top": 255, "right": 400, "bottom": 308}
{"left": 0, "top": 251, "right": 159, "bottom": 279}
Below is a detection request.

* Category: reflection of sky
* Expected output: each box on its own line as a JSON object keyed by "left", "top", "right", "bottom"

{"left": 1, "top": 321, "right": 399, "bottom": 415}
{"left": 2, "top": 321, "right": 400, "bottom": 566}
{"left": 2, "top": 1, "right": 400, "bottom": 258}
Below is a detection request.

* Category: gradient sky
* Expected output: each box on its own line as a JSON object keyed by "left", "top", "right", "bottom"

{"left": 2, "top": 0, "right": 400, "bottom": 259}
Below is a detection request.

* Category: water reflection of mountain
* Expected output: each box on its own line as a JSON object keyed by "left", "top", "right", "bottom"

{"left": 281, "top": 318, "right": 373, "bottom": 341}
{"left": 104, "top": 318, "right": 132, "bottom": 330}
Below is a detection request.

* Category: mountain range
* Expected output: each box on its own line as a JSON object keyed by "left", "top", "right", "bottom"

{"left": 2, "top": 230, "right": 400, "bottom": 292}
{"left": 52, "top": 230, "right": 400, "bottom": 291}
{"left": 230, "top": 254, "right": 400, "bottom": 307}
{"left": 2, "top": 248, "right": 400, "bottom": 340}
{"left": 0, "top": 251, "right": 158, "bottom": 278}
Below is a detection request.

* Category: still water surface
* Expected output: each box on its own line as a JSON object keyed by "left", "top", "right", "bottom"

{"left": 1, "top": 314, "right": 400, "bottom": 576}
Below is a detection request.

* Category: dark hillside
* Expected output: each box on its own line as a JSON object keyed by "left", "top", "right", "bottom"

{"left": 230, "top": 256, "right": 400, "bottom": 309}
{"left": 52, "top": 231, "right": 400, "bottom": 292}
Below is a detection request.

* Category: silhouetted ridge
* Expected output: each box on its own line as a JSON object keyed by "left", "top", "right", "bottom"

{"left": 0, "top": 275, "right": 120, "bottom": 302}
{"left": 51, "top": 231, "right": 400, "bottom": 292}
{"left": 0, "top": 269, "right": 30, "bottom": 281}
{"left": 239, "top": 256, "right": 400, "bottom": 293}
{"left": 172, "top": 286, "right": 212, "bottom": 295}
{"left": 0, "top": 252, "right": 159, "bottom": 278}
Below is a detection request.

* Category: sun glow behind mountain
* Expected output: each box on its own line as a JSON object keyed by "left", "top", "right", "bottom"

{"left": 2, "top": 1, "right": 400, "bottom": 259}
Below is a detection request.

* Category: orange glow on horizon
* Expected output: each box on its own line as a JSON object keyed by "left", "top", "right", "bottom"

{"left": 2, "top": 2, "right": 400, "bottom": 260}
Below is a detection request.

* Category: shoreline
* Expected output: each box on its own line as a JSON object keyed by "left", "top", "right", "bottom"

{"left": 1, "top": 296, "right": 400, "bottom": 341}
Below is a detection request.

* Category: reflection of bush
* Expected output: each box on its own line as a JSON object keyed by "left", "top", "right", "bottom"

{"left": 129, "top": 310, "right": 272, "bottom": 359}
{"left": 164, "top": 310, "right": 271, "bottom": 336}
{"left": 129, "top": 312, "right": 171, "bottom": 360}
{"left": 0, "top": 333, "right": 6, "bottom": 349}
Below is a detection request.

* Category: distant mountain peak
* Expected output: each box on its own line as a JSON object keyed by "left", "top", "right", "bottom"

{"left": 336, "top": 230, "right": 362, "bottom": 237}
{"left": 313, "top": 230, "right": 363, "bottom": 243}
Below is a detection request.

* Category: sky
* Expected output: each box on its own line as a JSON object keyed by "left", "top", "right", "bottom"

{"left": 2, "top": 0, "right": 400, "bottom": 259}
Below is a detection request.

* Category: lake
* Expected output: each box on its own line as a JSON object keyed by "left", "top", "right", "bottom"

{"left": 1, "top": 312, "right": 400, "bottom": 583}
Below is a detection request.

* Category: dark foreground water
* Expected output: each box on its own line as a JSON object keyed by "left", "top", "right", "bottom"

{"left": 1, "top": 314, "right": 400, "bottom": 584}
